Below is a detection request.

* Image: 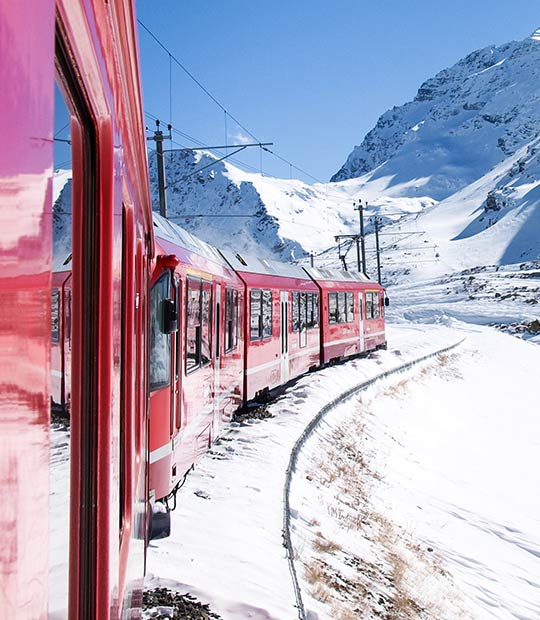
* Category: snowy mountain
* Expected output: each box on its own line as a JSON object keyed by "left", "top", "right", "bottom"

{"left": 147, "top": 31, "right": 540, "bottom": 280}
{"left": 331, "top": 30, "right": 540, "bottom": 200}
{"left": 148, "top": 150, "right": 430, "bottom": 266}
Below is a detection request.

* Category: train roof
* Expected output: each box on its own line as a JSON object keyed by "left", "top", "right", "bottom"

{"left": 153, "top": 212, "right": 227, "bottom": 266}
{"left": 219, "top": 249, "right": 312, "bottom": 281}
{"left": 303, "top": 266, "right": 373, "bottom": 283}
{"left": 53, "top": 252, "right": 72, "bottom": 273}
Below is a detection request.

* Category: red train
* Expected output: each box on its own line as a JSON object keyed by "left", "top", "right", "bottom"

{"left": 54, "top": 213, "right": 387, "bottom": 519}
{"left": 1, "top": 1, "right": 387, "bottom": 618}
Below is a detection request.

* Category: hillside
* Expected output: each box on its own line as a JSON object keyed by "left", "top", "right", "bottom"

{"left": 148, "top": 31, "right": 540, "bottom": 283}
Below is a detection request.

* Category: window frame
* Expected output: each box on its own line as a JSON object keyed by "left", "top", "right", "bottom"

{"left": 250, "top": 288, "right": 273, "bottom": 341}
{"left": 149, "top": 272, "right": 172, "bottom": 392}
{"left": 51, "top": 288, "right": 60, "bottom": 344}
{"left": 224, "top": 287, "right": 239, "bottom": 353}
{"left": 185, "top": 276, "right": 213, "bottom": 374}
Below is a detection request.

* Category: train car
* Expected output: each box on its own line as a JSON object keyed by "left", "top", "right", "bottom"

{"left": 303, "top": 267, "right": 387, "bottom": 364}
{"left": 51, "top": 258, "right": 72, "bottom": 415}
{"left": 148, "top": 215, "right": 245, "bottom": 503}
{"left": 220, "top": 250, "right": 321, "bottom": 401}
{"left": 0, "top": 1, "right": 155, "bottom": 618}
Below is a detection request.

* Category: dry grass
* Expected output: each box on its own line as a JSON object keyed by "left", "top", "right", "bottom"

{"left": 313, "top": 532, "right": 342, "bottom": 555}
{"left": 296, "top": 353, "right": 474, "bottom": 619}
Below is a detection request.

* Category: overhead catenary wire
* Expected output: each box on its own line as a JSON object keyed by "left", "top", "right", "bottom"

{"left": 137, "top": 19, "right": 352, "bottom": 191}
{"left": 138, "top": 19, "right": 260, "bottom": 144}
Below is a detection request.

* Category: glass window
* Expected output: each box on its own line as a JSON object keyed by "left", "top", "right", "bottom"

{"left": 337, "top": 292, "right": 346, "bottom": 323}
{"left": 201, "top": 281, "right": 212, "bottom": 365}
{"left": 292, "top": 292, "right": 300, "bottom": 332}
{"left": 373, "top": 292, "right": 380, "bottom": 319}
{"left": 51, "top": 288, "right": 60, "bottom": 343}
{"left": 313, "top": 293, "right": 319, "bottom": 328}
{"left": 299, "top": 292, "right": 307, "bottom": 331}
{"left": 65, "top": 288, "right": 72, "bottom": 350}
{"left": 186, "top": 278, "right": 201, "bottom": 372}
{"left": 250, "top": 289, "right": 262, "bottom": 340}
{"left": 225, "top": 288, "right": 238, "bottom": 352}
{"left": 150, "top": 273, "right": 172, "bottom": 390}
{"left": 262, "top": 289, "right": 273, "bottom": 338}
{"left": 306, "top": 293, "right": 313, "bottom": 328}
{"left": 250, "top": 289, "right": 272, "bottom": 340}
{"left": 366, "top": 292, "right": 373, "bottom": 320}
{"left": 346, "top": 292, "right": 354, "bottom": 322}
{"left": 328, "top": 292, "right": 338, "bottom": 324}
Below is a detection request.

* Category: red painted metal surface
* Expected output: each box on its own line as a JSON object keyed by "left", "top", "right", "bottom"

{"left": 0, "top": 1, "right": 55, "bottom": 618}
{"left": 1, "top": 0, "right": 153, "bottom": 617}
{"left": 235, "top": 271, "right": 320, "bottom": 401}
{"left": 148, "top": 229, "right": 245, "bottom": 502}
{"left": 315, "top": 279, "right": 387, "bottom": 364}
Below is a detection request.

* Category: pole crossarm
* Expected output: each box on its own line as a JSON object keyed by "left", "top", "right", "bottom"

{"left": 165, "top": 142, "right": 273, "bottom": 152}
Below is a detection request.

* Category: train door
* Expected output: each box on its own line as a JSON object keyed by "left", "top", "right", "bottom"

{"left": 171, "top": 276, "right": 181, "bottom": 437}
{"left": 213, "top": 284, "right": 222, "bottom": 434}
{"left": 358, "top": 291, "right": 365, "bottom": 352}
{"left": 280, "top": 291, "right": 289, "bottom": 383}
{"left": 174, "top": 278, "right": 182, "bottom": 432}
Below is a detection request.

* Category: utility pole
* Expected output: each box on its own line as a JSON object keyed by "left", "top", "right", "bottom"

{"left": 353, "top": 200, "right": 367, "bottom": 276}
{"left": 374, "top": 217, "right": 382, "bottom": 284}
{"left": 147, "top": 119, "right": 172, "bottom": 217}
{"left": 310, "top": 252, "right": 314, "bottom": 268}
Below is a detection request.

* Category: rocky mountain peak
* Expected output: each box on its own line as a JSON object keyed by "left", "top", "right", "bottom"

{"left": 330, "top": 32, "right": 540, "bottom": 200}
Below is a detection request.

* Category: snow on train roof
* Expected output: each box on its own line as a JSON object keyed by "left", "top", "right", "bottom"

{"left": 53, "top": 252, "right": 72, "bottom": 273}
{"left": 219, "top": 249, "right": 310, "bottom": 280}
{"left": 153, "top": 212, "right": 227, "bottom": 266}
{"left": 303, "top": 266, "right": 372, "bottom": 283}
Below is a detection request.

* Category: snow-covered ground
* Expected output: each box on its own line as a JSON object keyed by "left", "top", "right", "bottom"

{"left": 144, "top": 317, "right": 540, "bottom": 619}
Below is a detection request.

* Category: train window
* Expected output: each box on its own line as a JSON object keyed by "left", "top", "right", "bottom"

{"left": 312, "top": 293, "right": 319, "bottom": 328}
{"left": 262, "top": 290, "right": 273, "bottom": 338}
{"left": 306, "top": 293, "right": 313, "bottom": 328}
{"left": 328, "top": 292, "right": 338, "bottom": 324}
{"left": 65, "top": 288, "right": 72, "bottom": 350}
{"left": 186, "top": 278, "right": 201, "bottom": 372}
{"left": 250, "top": 288, "right": 272, "bottom": 340}
{"left": 50, "top": 78, "right": 73, "bottom": 618}
{"left": 292, "top": 292, "right": 300, "bottom": 332}
{"left": 186, "top": 278, "right": 212, "bottom": 372}
{"left": 225, "top": 288, "right": 238, "bottom": 352}
{"left": 337, "top": 292, "right": 346, "bottom": 323}
{"left": 346, "top": 292, "right": 354, "bottom": 322}
{"left": 250, "top": 289, "right": 262, "bottom": 340}
{"left": 373, "top": 292, "right": 380, "bottom": 319}
{"left": 299, "top": 293, "right": 307, "bottom": 330}
{"left": 201, "top": 281, "right": 212, "bottom": 366}
{"left": 51, "top": 288, "right": 60, "bottom": 343}
{"left": 149, "top": 273, "right": 172, "bottom": 390}
{"left": 366, "top": 292, "right": 374, "bottom": 319}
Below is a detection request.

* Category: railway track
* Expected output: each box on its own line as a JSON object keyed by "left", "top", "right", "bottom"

{"left": 282, "top": 338, "right": 466, "bottom": 620}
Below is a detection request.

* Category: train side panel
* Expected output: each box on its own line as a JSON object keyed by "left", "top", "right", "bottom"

{"left": 148, "top": 221, "right": 245, "bottom": 503}
{"left": 56, "top": 1, "right": 153, "bottom": 617}
{"left": 0, "top": 1, "right": 55, "bottom": 617}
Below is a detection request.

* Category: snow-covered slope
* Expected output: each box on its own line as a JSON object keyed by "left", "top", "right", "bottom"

{"left": 331, "top": 31, "right": 540, "bottom": 201}
{"left": 149, "top": 150, "right": 431, "bottom": 265}
{"left": 147, "top": 31, "right": 540, "bottom": 279}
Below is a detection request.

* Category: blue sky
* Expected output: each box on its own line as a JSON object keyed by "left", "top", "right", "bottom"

{"left": 134, "top": 1, "right": 539, "bottom": 183}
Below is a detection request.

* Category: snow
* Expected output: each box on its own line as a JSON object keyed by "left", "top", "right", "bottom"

{"left": 144, "top": 313, "right": 540, "bottom": 619}
{"left": 47, "top": 25, "right": 540, "bottom": 620}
